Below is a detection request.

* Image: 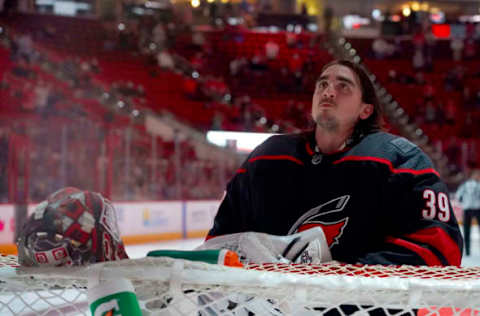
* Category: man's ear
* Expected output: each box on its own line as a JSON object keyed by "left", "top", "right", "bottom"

{"left": 359, "top": 103, "right": 373, "bottom": 120}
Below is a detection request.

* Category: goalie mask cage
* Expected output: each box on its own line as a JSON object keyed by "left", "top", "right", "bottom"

{"left": 0, "top": 255, "right": 479, "bottom": 316}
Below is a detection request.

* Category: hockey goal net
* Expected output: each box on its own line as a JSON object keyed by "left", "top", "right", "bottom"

{"left": 0, "top": 254, "right": 479, "bottom": 315}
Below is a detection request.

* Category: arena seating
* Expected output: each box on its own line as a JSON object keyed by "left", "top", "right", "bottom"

{"left": 2, "top": 13, "right": 480, "bottom": 200}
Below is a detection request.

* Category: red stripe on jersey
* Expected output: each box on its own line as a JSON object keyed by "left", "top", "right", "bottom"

{"left": 385, "top": 236, "right": 443, "bottom": 266}
{"left": 248, "top": 155, "right": 304, "bottom": 166}
{"left": 403, "top": 227, "right": 462, "bottom": 266}
{"left": 305, "top": 143, "right": 314, "bottom": 156}
{"left": 205, "top": 235, "right": 216, "bottom": 241}
{"left": 333, "top": 156, "right": 440, "bottom": 177}
{"left": 237, "top": 168, "right": 247, "bottom": 173}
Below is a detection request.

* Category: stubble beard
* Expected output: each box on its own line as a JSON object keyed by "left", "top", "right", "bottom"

{"left": 314, "top": 112, "right": 339, "bottom": 133}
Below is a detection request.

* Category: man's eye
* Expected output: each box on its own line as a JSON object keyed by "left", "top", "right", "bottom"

{"left": 338, "top": 82, "right": 349, "bottom": 91}
{"left": 318, "top": 81, "right": 328, "bottom": 89}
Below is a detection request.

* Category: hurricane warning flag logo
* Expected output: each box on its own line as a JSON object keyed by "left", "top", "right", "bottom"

{"left": 288, "top": 195, "right": 350, "bottom": 247}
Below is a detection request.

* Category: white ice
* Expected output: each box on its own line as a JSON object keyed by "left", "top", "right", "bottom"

{"left": 126, "top": 237, "right": 204, "bottom": 259}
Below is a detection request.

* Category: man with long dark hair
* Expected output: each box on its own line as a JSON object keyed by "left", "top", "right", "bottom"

{"left": 201, "top": 60, "right": 463, "bottom": 267}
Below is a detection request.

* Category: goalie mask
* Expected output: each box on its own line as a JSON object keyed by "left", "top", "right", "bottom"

{"left": 17, "top": 187, "right": 129, "bottom": 266}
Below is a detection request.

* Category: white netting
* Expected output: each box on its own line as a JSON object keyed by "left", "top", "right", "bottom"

{"left": 0, "top": 254, "right": 479, "bottom": 315}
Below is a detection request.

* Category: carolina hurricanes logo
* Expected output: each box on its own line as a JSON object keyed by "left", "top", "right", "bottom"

{"left": 288, "top": 195, "right": 350, "bottom": 248}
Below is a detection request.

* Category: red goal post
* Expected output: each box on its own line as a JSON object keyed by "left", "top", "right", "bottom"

{"left": 0, "top": 254, "right": 479, "bottom": 315}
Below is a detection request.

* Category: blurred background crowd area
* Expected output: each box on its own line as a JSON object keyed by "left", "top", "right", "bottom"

{"left": 1, "top": 0, "right": 480, "bottom": 203}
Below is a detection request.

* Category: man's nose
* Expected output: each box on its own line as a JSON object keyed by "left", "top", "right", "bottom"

{"left": 322, "top": 84, "right": 335, "bottom": 99}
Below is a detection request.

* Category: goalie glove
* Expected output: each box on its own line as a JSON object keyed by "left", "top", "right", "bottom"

{"left": 197, "top": 227, "right": 331, "bottom": 264}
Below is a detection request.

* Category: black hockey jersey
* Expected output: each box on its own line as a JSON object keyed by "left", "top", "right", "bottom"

{"left": 207, "top": 131, "right": 463, "bottom": 266}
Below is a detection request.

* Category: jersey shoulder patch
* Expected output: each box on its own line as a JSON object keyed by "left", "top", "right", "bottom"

{"left": 389, "top": 137, "right": 418, "bottom": 154}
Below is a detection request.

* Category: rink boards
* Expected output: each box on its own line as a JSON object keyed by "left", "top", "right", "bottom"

{"left": 0, "top": 200, "right": 220, "bottom": 253}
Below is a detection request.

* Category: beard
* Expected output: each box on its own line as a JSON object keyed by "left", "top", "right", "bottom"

{"left": 314, "top": 111, "right": 339, "bottom": 132}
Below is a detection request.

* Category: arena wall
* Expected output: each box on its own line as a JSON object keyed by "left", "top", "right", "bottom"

{"left": 0, "top": 200, "right": 220, "bottom": 255}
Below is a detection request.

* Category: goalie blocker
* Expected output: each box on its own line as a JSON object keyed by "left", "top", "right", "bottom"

{"left": 197, "top": 227, "right": 331, "bottom": 264}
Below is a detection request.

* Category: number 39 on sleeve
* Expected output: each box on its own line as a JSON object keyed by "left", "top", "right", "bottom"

{"left": 422, "top": 189, "right": 451, "bottom": 222}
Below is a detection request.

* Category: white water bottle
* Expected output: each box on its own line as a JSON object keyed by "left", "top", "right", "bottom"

{"left": 88, "top": 278, "right": 142, "bottom": 316}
